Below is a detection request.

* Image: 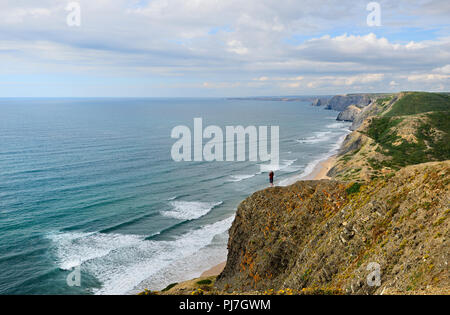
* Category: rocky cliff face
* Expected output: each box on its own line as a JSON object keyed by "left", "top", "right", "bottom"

{"left": 323, "top": 94, "right": 372, "bottom": 111}
{"left": 216, "top": 162, "right": 449, "bottom": 294}
{"left": 311, "top": 98, "right": 331, "bottom": 107}
{"left": 314, "top": 93, "right": 395, "bottom": 125}
{"left": 349, "top": 94, "right": 398, "bottom": 130}
{"left": 336, "top": 105, "right": 361, "bottom": 122}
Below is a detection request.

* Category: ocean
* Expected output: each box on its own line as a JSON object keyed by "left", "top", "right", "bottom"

{"left": 0, "top": 98, "right": 350, "bottom": 295}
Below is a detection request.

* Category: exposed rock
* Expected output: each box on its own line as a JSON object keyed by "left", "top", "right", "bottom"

{"left": 310, "top": 97, "right": 333, "bottom": 107}
{"left": 324, "top": 94, "right": 372, "bottom": 111}
{"left": 337, "top": 105, "right": 362, "bottom": 122}
{"left": 216, "top": 162, "right": 450, "bottom": 294}
{"left": 311, "top": 98, "right": 324, "bottom": 106}
{"left": 350, "top": 95, "right": 398, "bottom": 130}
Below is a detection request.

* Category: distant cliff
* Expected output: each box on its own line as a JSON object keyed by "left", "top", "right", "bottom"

{"left": 336, "top": 105, "right": 361, "bottom": 122}
{"left": 312, "top": 93, "right": 395, "bottom": 125}
{"left": 324, "top": 94, "right": 372, "bottom": 111}
{"left": 312, "top": 93, "right": 389, "bottom": 111}
{"left": 330, "top": 92, "right": 450, "bottom": 181}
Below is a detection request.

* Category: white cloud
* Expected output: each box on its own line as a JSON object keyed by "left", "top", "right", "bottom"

{"left": 433, "top": 64, "right": 450, "bottom": 74}
{"left": 296, "top": 33, "right": 450, "bottom": 68}
{"left": 280, "top": 82, "right": 302, "bottom": 89}
{"left": 0, "top": 0, "right": 449, "bottom": 96}
{"left": 305, "top": 73, "right": 385, "bottom": 88}
{"left": 202, "top": 81, "right": 241, "bottom": 89}
{"left": 253, "top": 76, "right": 304, "bottom": 81}
{"left": 2, "top": 7, "right": 52, "bottom": 24}
{"left": 407, "top": 73, "right": 450, "bottom": 82}
{"left": 227, "top": 40, "right": 248, "bottom": 55}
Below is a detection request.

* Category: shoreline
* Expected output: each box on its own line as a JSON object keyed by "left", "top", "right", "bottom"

{"left": 200, "top": 154, "right": 337, "bottom": 277}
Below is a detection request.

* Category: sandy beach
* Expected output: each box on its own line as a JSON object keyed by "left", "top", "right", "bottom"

{"left": 200, "top": 155, "right": 337, "bottom": 277}
{"left": 303, "top": 155, "right": 336, "bottom": 181}
{"left": 201, "top": 262, "right": 227, "bottom": 277}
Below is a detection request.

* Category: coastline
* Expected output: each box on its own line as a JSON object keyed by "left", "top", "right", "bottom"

{"left": 200, "top": 154, "right": 337, "bottom": 277}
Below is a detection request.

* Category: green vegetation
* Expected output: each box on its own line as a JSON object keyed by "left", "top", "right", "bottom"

{"left": 416, "top": 111, "right": 450, "bottom": 161}
{"left": 196, "top": 279, "right": 212, "bottom": 285}
{"left": 385, "top": 92, "right": 450, "bottom": 117}
{"left": 300, "top": 268, "right": 312, "bottom": 282}
{"left": 376, "top": 96, "right": 392, "bottom": 105}
{"left": 366, "top": 117, "right": 403, "bottom": 142}
{"left": 161, "top": 282, "right": 178, "bottom": 292}
{"left": 365, "top": 109, "right": 450, "bottom": 170}
{"left": 346, "top": 182, "right": 362, "bottom": 195}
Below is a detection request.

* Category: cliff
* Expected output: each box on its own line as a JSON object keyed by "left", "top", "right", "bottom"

{"left": 216, "top": 162, "right": 449, "bottom": 294}
{"left": 329, "top": 92, "right": 450, "bottom": 182}
{"left": 336, "top": 105, "right": 361, "bottom": 122}
{"left": 311, "top": 97, "right": 331, "bottom": 107}
{"left": 314, "top": 93, "right": 391, "bottom": 112}
{"left": 324, "top": 94, "right": 372, "bottom": 111}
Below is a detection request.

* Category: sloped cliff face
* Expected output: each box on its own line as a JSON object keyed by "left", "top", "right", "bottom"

{"left": 216, "top": 162, "right": 449, "bottom": 294}
{"left": 336, "top": 105, "right": 361, "bottom": 122}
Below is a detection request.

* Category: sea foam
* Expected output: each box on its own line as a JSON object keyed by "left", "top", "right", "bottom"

{"left": 228, "top": 174, "right": 256, "bottom": 182}
{"left": 47, "top": 216, "right": 234, "bottom": 295}
{"left": 161, "top": 201, "right": 223, "bottom": 220}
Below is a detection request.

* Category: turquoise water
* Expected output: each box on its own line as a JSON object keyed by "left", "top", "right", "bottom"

{"left": 0, "top": 98, "right": 350, "bottom": 294}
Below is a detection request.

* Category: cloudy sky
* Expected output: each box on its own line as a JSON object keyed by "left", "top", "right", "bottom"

{"left": 1, "top": 0, "right": 449, "bottom": 97}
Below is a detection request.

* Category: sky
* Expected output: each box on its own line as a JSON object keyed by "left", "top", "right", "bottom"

{"left": 0, "top": 0, "right": 449, "bottom": 97}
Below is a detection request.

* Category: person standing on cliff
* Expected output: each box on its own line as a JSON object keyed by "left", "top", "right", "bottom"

{"left": 269, "top": 171, "right": 274, "bottom": 187}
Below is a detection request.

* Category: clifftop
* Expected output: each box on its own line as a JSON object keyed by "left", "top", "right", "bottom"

{"left": 216, "top": 162, "right": 449, "bottom": 294}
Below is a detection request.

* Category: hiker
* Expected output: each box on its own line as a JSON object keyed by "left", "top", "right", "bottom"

{"left": 269, "top": 171, "right": 274, "bottom": 187}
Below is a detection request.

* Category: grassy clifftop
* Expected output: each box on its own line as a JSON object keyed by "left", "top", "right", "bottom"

{"left": 384, "top": 92, "right": 450, "bottom": 117}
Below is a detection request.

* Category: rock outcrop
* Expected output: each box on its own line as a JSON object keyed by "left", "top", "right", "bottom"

{"left": 216, "top": 162, "right": 450, "bottom": 294}
{"left": 311, "top": 98, "right": 330, "bottom": 107}
{"left": 323, "top": 94, "right": 372, "bottom": 111}
{"left": 350, "top": 94, "right": 398, "bottom": 130}
{"left": 336, "top": 105, "right": 362, "bottom": 122}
